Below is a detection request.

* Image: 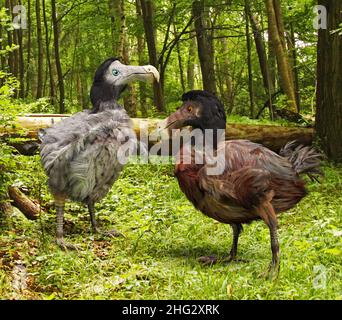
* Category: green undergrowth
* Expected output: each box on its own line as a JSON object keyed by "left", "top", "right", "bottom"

{"left": 0, "top": 155, "right": 341, "bottom": 300}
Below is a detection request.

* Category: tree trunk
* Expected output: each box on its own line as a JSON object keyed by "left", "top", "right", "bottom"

{"left": 80, "top": 70, "right": 88, "bottom": 108}
{"left": 17, "top": 29, "right": 25, "bottom": 97}
{"left": 316, "top": 0, "right": 342, "bottom": 162}
{"left": 135, "top": 0, "right": 147, "bottom": 117}
{"left": 187, "top": 31, "right": 196, "bottom": 91}
{"left": 288, "top": 22, "right": 300, "bottom": 110}
{"left": 12, "top": 33, "right": 19, "bottom": 78}
{"left": 220, "top": 38, "right": 234, "bottom": 112}
{"left": 25, "top": 0, "right": 32, "bottom": 98}
{"left": 42, "top": 0, "right": 55, "bottom": 104}
{"left": 51, "top": 0, "right": 65, "bottom": 113}
{"left": 73, "top": 30, "right": 88, "bottom": 109}
{"left": 35, "top": 0, "right": 44, "bottom": 99}
{"left": 17, "top": 1, "right": 25, "bottom": 98}
{"left": 192, "top": 0, "right": 216, "bottom": 94}
{"left": 117, "top": 0, "right": 136, "bottom": 116}
{"left": 140, "top": 0, "right": 165, "bottom": 112}
{"left": 5, "top": 0, "right": 14, "bottom": 75}
{"left": 215, "top": 54, "right": 224, "bottom": 102}
{"left": 76, "top": 74, "right": 82, "bottom": 106}
{"left": 268, "top": 32, "right": 276, "bottom": 91}
{"left": 244, "top": 0, "right": 254, "bottom": 118}
{"left": 265, "top": 0, "right": 298, "bottom": 112}
{"left": 248, "top": 9, "right": 273, "bottom": 95}
{"left": 108, "top": 0, "right": 119, "bottom": 54}
{"left": 174, "top": 23, "right": 186, "bottom": 92}
{"left": 0, "top": 25, "right": 5, "bottom": 82}
{"left": 11, "top": 0, "right": 19, "bottom": 85}
{"left": 7, "top": 0, "right": 19, "bottom": 85}
{"left": 118, "top": 0, "right": 125, "bottom": 56}
{"left": 248, "top": 7, "right": 275, "bottom": 119}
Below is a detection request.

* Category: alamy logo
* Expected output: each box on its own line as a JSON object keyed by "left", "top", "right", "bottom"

{"left": 313, "top": 5, "right": 327, "bottom": 30}
{"left": 12, "top": 5, "right": 27, "bottom": 29}
{"left": 313, "top": 265, "right": 327, "bottom": 290}
{"left": 116, "top": 126, "right": 227, "bottom": 175}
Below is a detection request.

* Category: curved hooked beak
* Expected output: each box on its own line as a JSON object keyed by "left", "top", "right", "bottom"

{"left": 124, "top": 64, "right": 160, "bottom": 84}
{"left": 156, "top": 108, "right": 190, "bottom": 136}
{"left": 142, "top": 65, "right": 160, "bottom": 83}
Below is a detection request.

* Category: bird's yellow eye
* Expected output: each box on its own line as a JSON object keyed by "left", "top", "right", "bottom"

{"left": 187, "top": 106, "right": 193, "bottom": 112}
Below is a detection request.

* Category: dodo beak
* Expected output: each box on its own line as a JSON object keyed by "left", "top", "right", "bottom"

{"left": 142, "top": 65, "right": 160, "bottom": 83}
{"left": 156, "top": 107, "right": 189, "bottom": 137}
{"left": 123, "top": 64, "right": 160, "bottom": 84}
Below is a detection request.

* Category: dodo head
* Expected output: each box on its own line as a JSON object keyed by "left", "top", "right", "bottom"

{"left": 90, "top": 57, "right": 159, "bottom": 112}
{"left": 160, "top": 90, "right": 227, "bottom": 132}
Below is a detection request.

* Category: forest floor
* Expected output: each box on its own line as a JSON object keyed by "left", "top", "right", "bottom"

{"left": 0, "top": 155, "right": 341, "bottom": 300}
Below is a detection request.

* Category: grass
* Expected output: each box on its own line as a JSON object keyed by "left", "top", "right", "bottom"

{"left": 0, "top": 157, "right": 341, "bottom": 300}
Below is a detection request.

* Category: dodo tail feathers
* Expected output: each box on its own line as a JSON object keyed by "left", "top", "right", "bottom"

{"left": 280, "top": 140, "right": 324, "bottom": 181}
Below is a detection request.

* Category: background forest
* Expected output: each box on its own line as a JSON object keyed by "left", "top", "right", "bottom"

{"left": 0, "top": 0, "right": 341, "bottom": 300}
{"left": 0, "top": 0, "right": 324, "bottom": 117}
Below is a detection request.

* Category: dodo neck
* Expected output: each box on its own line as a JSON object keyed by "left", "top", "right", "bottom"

{"left": 195, "top": 126, "right": 226, "bottom": 150}
{"left": 90, "top": 82, "right": 126, "bottom": 113}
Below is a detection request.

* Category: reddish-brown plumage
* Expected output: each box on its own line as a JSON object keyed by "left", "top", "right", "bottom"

{"left": 175, "top": 140, "right": 307, "bottom": 225}
{"left": 175, "top": 163, "right": 202, "bottom": 210}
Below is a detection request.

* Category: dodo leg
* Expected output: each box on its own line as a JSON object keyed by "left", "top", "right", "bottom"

{"left": 257, "top": 201, "right": 280, "bottom": 279}
{"left": 55, "top": 197, "right": 79, "bottom": 251}
{"left": 198, "top": 223, "right": 243, "bottom": 265}
{"left": 88, "top": 201, "right": 123, "bottom": 238}
{"left": 226, "top": 223, "right": 243, "bottom": 262}
{"left": 88, "top": 202, "right": 98, "bottom": 233}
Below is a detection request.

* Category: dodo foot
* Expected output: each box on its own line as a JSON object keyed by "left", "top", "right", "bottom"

{"left": 56, "top": 238, "right": 81, "bottom": 251}
{"left": 96, "top": 229, "right": 125, "bottom": 238}
{"left": 259, "top": 262, "right": 280, "bottom": 281}
{"left": 198, "top": 255, "right": 218, "bottom": 265}
{"left": 198, "top": 254, "right": 246, "bottom": 266}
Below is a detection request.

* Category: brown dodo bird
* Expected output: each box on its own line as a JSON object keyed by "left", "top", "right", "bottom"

{"left": 159, "top": 90, "right": 322, "bottom": 278}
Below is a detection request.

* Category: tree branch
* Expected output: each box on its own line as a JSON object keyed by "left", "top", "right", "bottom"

{"left": 56, "top": 0, "right": 89, "bottom": 24}
{"left": 158, "top": 16, "right": 194, "bottom": 69}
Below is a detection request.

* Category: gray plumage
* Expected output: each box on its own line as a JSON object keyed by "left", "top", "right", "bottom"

{"left": 40, "top": 107, "right": 135, "bottom": 203}
{"left": 39, "top": 58, "right": 159, "bottom": 249}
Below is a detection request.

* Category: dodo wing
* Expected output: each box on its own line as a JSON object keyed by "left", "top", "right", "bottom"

{"left": 40, "top": 109, "right": 133, "bottom": 173}
{"left": 66, "top": 123, "right": 133, "bottom": 202}
{"left": 198, "top": 166, "right": 272, "bottom": 209}
{"left": 40, "top": 109, "right": 136, "bottom": 201}
{"left": 40, "top": 111, "right": 93, "bottom": 173}
{"left": 198, "top": 140, "right": 277, "bottom": 209}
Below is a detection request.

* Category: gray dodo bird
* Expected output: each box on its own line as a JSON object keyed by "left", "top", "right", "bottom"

{"left": 39, "top": 58, "right": 159, "bottom": 250}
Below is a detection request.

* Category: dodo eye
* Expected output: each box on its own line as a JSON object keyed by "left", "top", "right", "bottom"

{"left": 187, "top": 106, "right": 193, "bottom": 112}
{"left": 112, "top": 69, "right": 120, "bottom": 76}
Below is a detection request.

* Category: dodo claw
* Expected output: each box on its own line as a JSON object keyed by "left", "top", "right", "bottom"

{"left": 258, "top": 262, "right": 280, "bottom": 281}
{"left": 97, "top": 229, "right": 125, "bottom": 239}
{"left": 198, "top": 255, "right": 218, "bottom": 265}
{"left": 56, "top": 239, "right": 81, "bottom": 251}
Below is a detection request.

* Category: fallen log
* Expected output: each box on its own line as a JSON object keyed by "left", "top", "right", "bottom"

{"left": 0, "top": 200, "right": 13, "bottom": 216}
{"left": 8, "top": 186, "right": 42, "bottom": 220}
{"left": 0, "top": 114, "right": 314, "bottom": 153}
{"left": 8, "top": 140, "right": 40, "bottom": 156}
